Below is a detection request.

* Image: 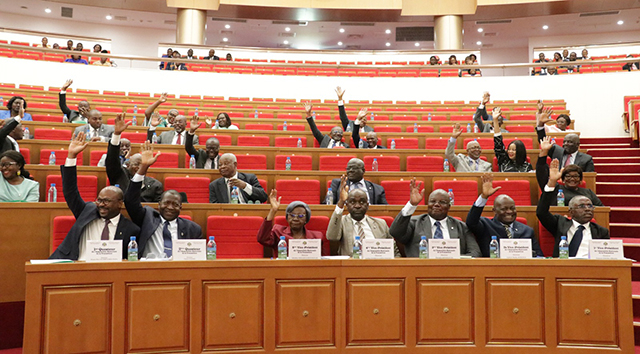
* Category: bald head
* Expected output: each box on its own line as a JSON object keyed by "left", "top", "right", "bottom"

{"left": 466, "top": 140, "right": 482, "bottom": 160}
{"left": 493, "top": 194, "right": 516, "bottom": 224}
{"left": 101, "top": 186, "right": 124, "bottom": 200}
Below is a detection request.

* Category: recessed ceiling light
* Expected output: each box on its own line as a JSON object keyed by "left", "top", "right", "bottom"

{"left": 476, "top": 41, "right": 482, "bottom": 45}
{"left": 44, "top": 8, "right": 52, "bottom": 13}
{"left": 285, "top": 27, "right": 290, "bottom": 32}
{"left": 477, "top": 28, "right": 483, "bottom": 33}
{"left": 284, "top": 40, "right": 289, "bottom": 44}
{"left": 385, "top": 29, "right": 391, "bottom": 34}
{"left": 542, "top": 25, "right": 549, "bottom": 30}
{"left": 225, "top": 24, "right": 230, "bottom": 29}
{"left": 414, "top": 42, "right": 420, "bottom": 47}
{"left": 339, "top": 28, "right": 345, "bottom": 33}
{"left": 338, "top": 41, "right": 343, "bottom": 45}
{"left": 105, "top": 15, "right": 112, "bottom": 20}
{"left": 385, "top": 42, "right": 391, "bottom": 47}
{"left": 617, "top": 20, "right": 624, "bottom": 25}
{"left": 223, "top": 38, "right": 228, "bottom": 42}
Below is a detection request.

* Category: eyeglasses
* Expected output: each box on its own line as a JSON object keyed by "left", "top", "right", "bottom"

{"left": 0, "top": 162, "right": 18, "bottom": 168}
{"left": 564, "top": 174, "right": 581, "bottom": 180}
{"left": 428, "top": 200, "right": 451, "bottom": 206}
{"left": 95, "top": 198, "right": 117, "bottom": 205}
{"left": 573, "top": 204, "right": 595, "bottom": 210}
{"left": 287, "top": 213, "right": 306, "bottom": 219}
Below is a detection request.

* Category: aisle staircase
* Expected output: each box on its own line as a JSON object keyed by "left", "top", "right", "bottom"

{"left": 583, "top": 137, "right": 640, "bottom": 351}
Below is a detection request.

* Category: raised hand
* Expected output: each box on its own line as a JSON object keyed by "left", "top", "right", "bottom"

{"left": 302, "top": 102, "right": 313, "bottom": 117}
{"left": 548, "top": 159, "right": 562, "bottom": 187}
{"left": 61, "top": 79, "right": 73, "bottom": 91}
{"left": 68, "top": 131, "right": 89, "bottom": 158}
{"left": 205, "top": 117, "right": 213, "bottom": 129}
{"left": 480, "top": 173, "right": 501, "bottom": 199}
{"left": 492, "top": 107, "right": 502, "bottom": 120}
{"left": 268, "top": 189, "right": 281, "bottom": 212}
{"left": 536, "top": 107, "right": 554, "bottom": 127}
{"left": 139, "top": 141, "right": 161, "bottom": 167}
{"left": 159, "top": 92, "right": 168, "bottom": 103}
{"left": 150, "top": 112, "right": 161, "bottom": 127}
{"left": 189, "top": 115, "right": 202, "bottom": 134}
{"left": 356, "top": 107, "right": 368, "bottom": 120}
{"left": 537, "top": 100, "right": 544, "bottom": 113}
{"left": 19, "top": 100, "right": 25, "bottom": 119}
{"left": 335, "top": 86, "right": 345, "bottom": 101}
{"left": 539, "top": 136, "right": 553, "bottom": 155}
{"left": 337, "top": 174, "right": 350, "bottom": 207}
{"left": 482, "top": 92, "right": 490, "bottom": 105}
{"left": 114, "top": 112, "right": 129, "bottom": 135}
{"left": 228, "top": 178, "right": 247, "bottom": 190}
{"left": 451, "top": 123, "right": 462, "bottom": 139}
{"left": 409, "top": 177, "right": 425, "bottom": 206}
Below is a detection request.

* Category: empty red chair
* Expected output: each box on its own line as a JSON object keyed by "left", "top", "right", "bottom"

{"left": 121, "top": 132, "right": 147, "bottom": 143}
{"left": 207, "top": 215, "right": 265, "bottom": 258}
{"left": 90, "top": 150, "right": 107, "bottom": 166}
{"left": 200, "top": 134, "right": 232, "bottom": 146}
{"left": 275, "top": 179, "right": 321, "bottom": 204}
{"left": 275, "top": 155, "right": 313, "bottom": 170}
{"left": 277, "top": 124, "right": 305, "bottom": 131}
{"left": 538, "top": 221, "right": 554, "bottom": 257}
{"left": 32, "top": 114, "right": 63, "bottom": 123}
{"left": 505, "top": 125, "right": 533, "bottom": 133}
{"left": 450, "top": 115, "right": 472, "bottom": 121}
{"left": 363, "top": 156, "right": 400, "bottom": 171}
{"left": 487, "top": 179, "right": 532, "bottom": 206}
{"left": 34, "top": 129, "right": 72, "bottom": 141}
{"left": 509, "top": 114, "right": 536, "bottom": 121}
{"left": 463, "top": 138, "right": 493, "bottom": 149}
{"left": 406, "top": 156, "right": 445, "bottom": 172}
{"left": 438, "top": 126, "right": 454, "bottom": 133}
{"left": 319, "top": 155, "right": 356, "bottom": 171}
{"left": 164, "top": 177, "right": 210, "bottom": 203}
{"left": 275, "top": 136, "right": 307, "bottom": 148}
{"left": 21, "top": 148, "right": 30, "bottom": 164}
{"left": 237, "top": 135, "right": 270, "bottom": 147}
{"left": 150, "top": 152, "right": 178, "bottom": 168}
{"left": 425, "top": 138, "right": 449, "bottom": 149}
{"left": 380, "top": 180, "right": 413, "bottom": 205}
{"left": 432, "top": 179, "right": 478, "bottom": 205}
{"left": 236, "top": 154, "right": 267, "bottom": 170}
{"left": 393, "top": 115, "right": 418, "bottom": 121}
{"left": 503, "top": 137, "right": 533, "bottom": 150}
{"left": 51, "top": 216, "right": 76, "bottom": 253}
{"left": 375, "top": 126, "right": 402, "bottom": 133}
{"left": 46, "top": 174, "right": 98, "bottom": 202}
{"left": 245, "top": 123, "right": 273, "bottom": 130}
{"left": 405, "top": 125, "right": 434, "bottom": 133}
{"left": 40, "top": 150, "right": 83, "bottom": 165}
{"left": 386, "top": 138, "right": 419, "bottom": 149}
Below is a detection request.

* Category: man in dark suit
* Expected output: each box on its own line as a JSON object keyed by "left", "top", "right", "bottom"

{"left": 353, "top": 122, "right": 386, "bottom": 149}
{"left": 303, "top": 102, "right": 349, "bottom": 148}
{"left": 536, "top": 107, "right": 594, "bottom": 172}
{"left": 204, "top": 49, "right": 220, "bottom": 60}
{"left": 537, "top": 158, "right": 609, "bottom": 258}
{"left": 466, "top": 173, "right": 544, "bottom": 257}
{"left": 0, "top": 113, "right": 24, "bottom": 154}
{"left": 124, "top": 141, "right": 202, "bottom": 258}
{"left": 147, "top": 114, "right": 197, "bottom": 145}
{"left": 72, "top": 109, "right": 114, "bottom": 142}
{"left": 107, "top": 114, "right": 163, "bottom": 202}
{"left": 209, "top": 153, "right": 268, "bottom": 203}
{"left": 50, "top": 132, "right": 140, "bottom": 260}
{"left": 185, "top": 116, "right": 220, "bottom": 169}
{"left": 59, "top": 79, "right": 91, "bottom": 123}
{"left": 330, "top": 158, "right": 387, "bottom": 205}
{"left": 389, "top": 178, "right": 482, "bottom": 257}
{"left": 335, "top": 86, "right": 374, "bottom": 134}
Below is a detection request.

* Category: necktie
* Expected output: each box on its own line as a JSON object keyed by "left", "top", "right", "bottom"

{"left": 568, "top": 225, "right": 585, "bottom": 257}
{"left": 100, "top": 219, "right": 110, "bottom": 240}
{"left": 433, "top": 221, "right": 443, "bottom": 239}
{"left": 328, "top": 140, "right": 335, "bottom": 149}
{"left": 163, "top": 221, "right": 172, "bottom": 257}
{"left": 503, "top": 224, "right": 513, "bottom": 238}
{"left": 355, "top": 221, "right": 366, "bottom": 240}
{"left": 564, "top": 154, "right": 572, "bottom": 167}
{"left": 469, "top": 158, "right": 479, "bottom": 171}
{"left": 176, "top": 133, "right": 182, "bottom": 145}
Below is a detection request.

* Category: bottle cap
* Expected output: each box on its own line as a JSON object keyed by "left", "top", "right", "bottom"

{"left": 51, "top": 183, "right": 56, "bottom": 187}
{"left": 491, "top": 235, "right": 497, "bottom": 240}
{"left": 209, "top": 236, "right": 215, "bottom": 240}
{"left": 131, "top": 236, "right": 136, "bottom": 240}
{"left": 421, "top": 235, "right": 426, "bottom": 240}
{"left": 280, "top": 236, "right": 285, "bottom": 240}
{"left": 355, "top": 236, "right": 360, "bottom": 240}
{"left": 561, "top": 235, "right": 567, "bottom": 240}
{"left": 191, "top": 155, "right": 195, "bottom": 158}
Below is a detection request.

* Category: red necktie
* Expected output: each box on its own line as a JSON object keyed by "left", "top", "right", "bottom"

{"left": 100, "top": 219, "right": 110, "bottom": 240}
{"left": 176, "top": 133, "right": 182, "bottom": 145}
{"left": 564, "top": 155, "right": 572, "bottom": 167}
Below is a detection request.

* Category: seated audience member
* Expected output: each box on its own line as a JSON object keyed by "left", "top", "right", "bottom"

{"left": 0, "top": 150, "right": 38, "bottom": 202}
{"left": 92, "top": 50, "right": 112, "bottom": 66}
{"left": 164, "top": 51, "right": 187, "bottom": 71}
{"left": 428, "top": 56, "right": 440, "bottom": 65}
{"left": 93, "top": 44, "right": 102, "bottom": 53}
{"left": 536, "top": 137, "right": 602, "bottom": 207}
{"left": 257, "top": 190, "right": 330, "bottom": 257}
{"left": 469, "top": 53, "right": 478, "bottom": 63}
{"left": 124, "top": 141, "right": 202, "bottom": 259}
{"left": 65, "top": 49, "right": 88, "bottom": 65}
{"left": 623, "top": 55, "right": 640, "bottom": 71}
{"left": 143, "top": 92, "right": 177, "bottom": 127}
{"left": 65, "top": 40, "right": 74, "bottom": 51}
{"left": 536, "top": 109, "right": 594, "bottom": 172}
{"left": 543, "top": 108, "right": 574, "bottom": 133}
{"left": 547, "top": 66, "right": 559, "bottom": 75}
{"left": 335, "top": 86, "right": 373, "bottom": 133}
{"left": 226, "top": 53, "right": 233, "bottom": 61}
{"left": 493, "top": 108, "right": 532, "bottom": 172}
{"left": 0, "top": 96, "right": 32, "bottom": 121}
{"left": 532, "top": 53, "right": 549, "bottom": 76}
{"left": 0, "top": 111, "right": 25, "bottom": 154}
{"left": 206, "top": 112, "right": 239, "bottom": 130}
{"left": 185, "top": 49, "right": 195, "bottom": 60}
{"left": 326, "top": 176, "right": 399, "bottom": 256}
{"left": 580, "top": 48, "right": 591, "bottom": 60}
{"left": 473, "top": 92, "right": 508, "bottom": 133}
{"left": 562, "top": 49, "right": 569, "bottom": 60}
{"left": 304, "top": 102, "right": 348, "bottom": 148}
{"left": 73, "top": 109, "right": 114, "bottom": 142}
{"left": 460, "top": 55, "right": 481, "bottom": 77}
{"left": 466, "top": 173, "right": 544, "bottom": 257}
{"left": 447, "top": 55, "right": 458, "bottom": 65}
{"left": 209, "top": 153, "right": 268, "bottom": 204}
{"left": 49, "top": 133, "right": 139, "bottom": 260}
{"left": 537, "top": 160, "right": 609, "bottom": 258}
{"left": 107, "top": 114, "right": 162, "bottom": 202}
{"left": 389, "top": 179, "right": 481, "bottom": 257}
{"left": 204, "top": 49, "right": 220, "bottom": 60}
{"left": 329, "top": 158, "right": 387, "bottom": 205}
{"left": 552, "top": 52, "right": 563, "bottom": 62}
{"left": 59, "top": 79, "right": 91, "bottom": 123}
{"left": 159, "top": 48, "right": 173, "bottom": 70}
{"left": 37, "top": 37, "right": 50, "bottom": 48}
{"left": 185, "top": 116, "right": 221, "bottom": 169}
{"left": 353, "top": 119, "right": 385, "bottom": 149}
{"left": 52, "top": 43, "right": 60, "bottom": 49}
{"left": 147, "top": 114, "right": 193, "bottom": 145}
{"left": 565, "top": 52, "right": 579, "bottom": 73}
{"left": 445, "top": 123, "right": 492, "bottom": 172}
{"left": 97, "top": 137, "right": 130, "bottom": 167}
{"left": 76, "top": 43, "right": 84, "bottom": 51}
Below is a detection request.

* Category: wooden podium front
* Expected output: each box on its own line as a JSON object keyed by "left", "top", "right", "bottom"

{"left": 24, "top": 259, "right": 633, "bottom": 353}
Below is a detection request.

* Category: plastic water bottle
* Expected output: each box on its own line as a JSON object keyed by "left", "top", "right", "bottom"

{"left": 194, "top": 108, "right": 199, "bottom": 117}
{"left": 390, "top": 139, "right": 396, "bottom": 149}
{"left": 352, "top": 236, "right": 362, "bottom": 259}
{"left": 297, "top": 138, "right": 302, "bottom": 148}
{"left": 370, "top": 112, "right": 374, "bottom": 121}
{"left": 283, "top": 121, "right": 287, "bottom": 131}
{"left": 152, "top": 132, "right": 158, "bottom": 143}
{"left": 474, "top": 124, "right": 479, "bottom": 133}
{"left": 558, "top": 236, "right": 569, "bottom": 259}
{"left": 47, "top": 183, "right": 57, "bottom": 202}
{"left": 489, "top": 236, "right": 500, "bottom": 258}
{"left": 285, "top": 157, "right": 292, "bottom": 170}
{"left": 312, "top": 111, "right": 316, "bottom": 119}
{"left": 372, "top": 158, "right": 378, "bottom": 172}
{"left": 413, "top": 123, "right": 418, "bottom": 133}
{"left": 214, "top": 120, "right": 220, "bottom": 129}
{"left": 133, "top": 105, "right": 138, "bottom": 114}
{"left": 189, "top": 155, "right": 196, "bottom": 169}
{"left": 230, "top": 186, "right": 239, "bottom": 204}
{"left": 48, "top": 151, "right": 56, "bottom": 165}
{"left": 0, "top": 97, "right": 3, "bottom": 107}
{"left": 448, "top": 188, "right": 455, "bottom": 206}
{"left": 206, "top": 236, "right": 217, "bottom": 260}
{"left": 428, "top": 113, "right": 432, "bottom": 121}
{"left": 63, "top": 114, "right": 69, "bottom": 123}
{"left": 131, "top": 115, "right": 137, "bottom": 126}
{"left": 325, "top": 187, "right": 333, "bottom": 205}
{"left": 557, "top": 189, "right": 565, "bottom": 207}
{"left": 419, "top": 236, "right": 428, "bottom": 259}
{"left": 254, "top": 110, "right": 258, "bottom": 119}
{"left": 277, "top": 236, "right": 287, "bottom": 259}
{"left": 466, "top": 123, "right": 472, "bottom": 133}
{"left": 23, "top": 127, "right": 30, "bottom": 139}
{"left": 358, "top": 140, "right": 364, "bottom": 149}
{"left": 443, "top": 158, "right": 450, "bottom": 172}
{"left": 127, "top": 236, "right": 138, "bottom": 261}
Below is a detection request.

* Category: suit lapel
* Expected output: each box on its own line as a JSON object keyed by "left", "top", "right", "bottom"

{"left": 365, "top": 181, "right": 374, "bottom": 203}
{"left": 366, "top": 216, "right": 381, "bottom": 239}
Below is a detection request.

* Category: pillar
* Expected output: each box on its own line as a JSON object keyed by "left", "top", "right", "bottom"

{"left": 176, "top": 8, "right": 206, "bottom": 45}
{"left": 434, "top": 15, "right": 463, "bottom": 50}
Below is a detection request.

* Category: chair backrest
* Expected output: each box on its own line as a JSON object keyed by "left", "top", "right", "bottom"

{"left": 274, "top": 215, "right": 330, "bottom": 238}
{"left": 237, "top": 135, "right": 270, "bottom": 147}
{"left": 275, "top": 179, "right": 321, "bottom": 204}
{"left": 244, "top": 123, "right": 273, "bottom": 130}
{"left": 425, "top": 138, "right": 449, "bottom": 149}
{"left": 406, "top": 155, "right": 444, "bottom": 172}
{"left": 363, "top": 156, "right": 400, "bottom": 171}
{"left": 319, "top": 155, "right": 356, "bottom": 171}
{"left": 199, "top": 134, "right": 232, "bottom": 146}
{"left": 380, "top": 180, "right": 412, "bottom": 205}
{"left": 432, "top": 179, "right": 479, "bottom": 205}
{"left": 274, "top": 136, "right": 307, "bottom": 148}
{"left": 46, "top": 174, "right": 98, "bottom": 202}
{"left": 277, "top": 124, "right": 305, "bottom": 131}
{"left": 21, "top": 148, "right": 30, "bottom": 164}
{"left": 121, "top": 132, "right": 147, "bottom": 143}
{"left": 274, "top": 155, "right": 313, "bottom": 170}
{"left": 34, "top": 128, "right": 72, "bottom": 141}
{"left": 487, "top": 179, "right": 532, "bottom": 206}
{"left": 40, "top": 150, "right": 83, "bottom": 165}
{"left": 387, "top": 138, "right": 419, "bottom": 149}
{"left": 405, "top": 125, "right": 434, "bottom": 133}
{"left": 164, "top": 177, "right": 210, "bottom": 203}
{"left": 151, "top": 152, "right": 178, "bottom": 168}
{"left": 505, "top": 125, "right": 533, "bottom": 133}
{"left": 90, "top": 150, "right": 107, "bottom": 166}
{"left": 538, "top": 221, "right": 554, "bottom": 257}
{"left": 463, "top": 138, "right": 493, "bottom": 149}
{"left": 207, "top": 216, "right": 265, "bottom": 258}
{"left": 236, "top": 154, "right": 267, "bottom": 170}
{"left": 375, "top": 126, "right": 402, "bottom": 133}
{"left": 51, "top": 216, "right": 76, "bottom": 253}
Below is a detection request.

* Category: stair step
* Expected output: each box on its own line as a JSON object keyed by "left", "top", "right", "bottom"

{"left": 600, "top": 195, "right": 640, "bottom": 207}
{"left": 611, "top": 208, "right": 640, "bottom": 223}
{"left": 582, "top": 137, "right": 632, "bottom": 144}
{"left": 594, "top": 164, "right": 640, "bottom": 173}
{"left": 582, "top": 143, "right": 630, "bottom": 149}
{"left": 615, "top": 238, "right": 640, "bottom": 260}
{"left": 612, "top": 223, "right": 640, "bottom": 237}
{"left": 597, "top": 182, "right": 640, "bottom": 195}
{"left": 597, "top": 174, "right": 640, "bottom": 183}
{"left": 594, "top": 157, "right": 640, "bottom": 164}
{"left": 588, "top": 148, "right": 640, "bottom": 157}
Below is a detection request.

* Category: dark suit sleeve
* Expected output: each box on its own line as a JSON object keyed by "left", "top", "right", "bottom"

{"left": 352, "top": 122, "right": 361, "bottom": 148}
{"left": 209, "top": 181, "right": 220, "bottom": 203}
{"left": 146, "top": 129, "right": 154, "bottom": 143}
{"left": 473, "top": 107, "right": 488, "bottom": 132}
{"left": 581, "top": 155, "right": 595, "bottom": 172}
{"left": 124, "top": 179, "right": 147, "bottom": 226}
{"left": 306, "top": 117, "right": 326, "bottom": 146}
{"left": 185, "top": 133, "right": 197, "bottom": 157}
{"left": 338, "top": 104, "right": 350, "bottom": 130}
{"left": 494, "top": 134, "right": 508, "bottom": 168}
{"left": 376, "top": 184, "right": 388, "bottom": 205}
{"left": 389, "top": 212, "right": 415, "bottom": 245}
{"left": 246, "top": 174, "right": 268, "bottom": 203}
{"left": 149, "top": 178, "right": 164, "bottom": 202}
{"left": 105, "top": 141, "right": 126, "bottom": 187}
{"left": 535, "top": 155, "right": 549, "bottom": 190}
{"left": 0, "top": 118, "right": 19, "bottom": 142}
{"left": 461, "top": 226, "right": 482, "bottom": 257}
{"left": 58, "top": 92, "right": 72, "bottom": 116}
{"left": 330, "top": 179, "right": 340, "bottom": 204}
{"left": 465, "top": 204, "right": 486, "bottom": 238}
{"left": 536, "top": 190, "right": 560, "bottom": 240}
{"left": 61, "top": 165, "right": 87, "bottom": 219}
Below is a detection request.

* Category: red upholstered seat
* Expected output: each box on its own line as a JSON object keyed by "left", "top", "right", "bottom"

{"left": 245, "top": 123, "right": 273, "bottom": 130}
{"left": 275, "top": 155, "right": 313, "bottom": 170}
{"left": 505, "top": 125, "right": 533, "bottom": 133}
{"left": 463, "top": 138, "right": 493, "bottom": 149}
{"left": 375, "top": 126, "right": 402, "bottom": 133}
{"left": 275, "top": 179, "right": 321, "bottom": 204}
{"left": 405, "top": 125, "right": 434, "bottom": 133}
{"left": 21, "top": 148, "right": 30, "bottom": 164}
{"left": 46, "top": 174, "right": 98, "bottom": 202}
{"left": 277, "top": 124, "right": 305, "bottom": 131}
{"left": 236, "top": 154, "right": 267, "bottom": 170}
{"left": 40, "top": 150, "right": 83, "bottom": 165}
{"left": 386, "top": 138, "right": 419, "bottom": 149}
{"left": 380, "top": 180, "right": 412, "bottom": 205}
{"left": 34, "top": 128, "right": 72, "bottom": 141}
{"left": 121, "top": 132, "right": 147, "bottom": 143}
{"left": 32, "top": 114, "right": 63, "bottom": 123}
{"left": 425, "top": 138, "right": 449, "bottom": 149}
{"left": 363, "top": 156, "right": 400, "bottom": 172}
{"left": 538, "top": 221, "right": 554, "bottom": 257}
{"left": 487, "top": 179, "right": 532, "bottom": 206}
{"left": 432, "top": 179, "right": 478, "bottom": 205}
{"left": 319, "top": 155, "right": 356, "bottom": 171}
{"left": 275, "top": 136, "right": 307, "bottom": 148}
{"left": 150, "top": 152, "right": 178, "bottom": 168}
{"left": 207, "top": 216, "right": 265, "bottom": 258}
{"left": 199, "top": 134, "right": 232, "bottom": 146}
{"left": 406, "top": 156, "right": 445, "bottom": 172}
{"left": 164, "top": 177, "right": 210, "bottom": 203}
{"left": 51, "top": 216, "right": 76, "bottom": 253}
{"left": 237, "top": 135, "right": 270, "bottom": 147}
{"left": 90, "top": 150, "right": 107, "bottom": 166}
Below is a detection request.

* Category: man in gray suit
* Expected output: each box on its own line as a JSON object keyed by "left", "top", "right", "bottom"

{"left": 389, "top": 178, "right": 482, "bottom": 257}
{"left": 445, "top": 123, "right": 492, "bottom": 173}
{"left": 73, "top": 109, "right": 114, "bottom": 142}
{"left": 146, "top": 114, "right": 197, "bottom": 145}
{"left": 326, "top": 175, "right": 400, "bottom": 257}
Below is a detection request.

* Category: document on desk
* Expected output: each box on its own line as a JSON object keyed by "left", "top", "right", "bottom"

{"left": 428, "top": 239, "right": 460, "bottom": 259}
{"left": 499, "top": 239, "right": 532, "bottom": 259}
{"left": 589, "top": 240, "right": 624, "bottom": 260}
{"left": 30, "top": 259, "right": 74, "bottom": 264}
{"left": 173, "top": 239, "right": 206, "bottom": 261}
{"left": 288, "top": 239, "right": 321, "bottom": 260}
{"left": 362, "top": 239, "right": 394, "bottom": 259}
{"left": 85, "top": 240, "right": 123, "bottom": 262}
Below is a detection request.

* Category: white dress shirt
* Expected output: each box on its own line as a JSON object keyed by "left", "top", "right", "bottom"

{"left": 568, "top": 219, "right": 592, "bottom": 259}
{"left": 334, "top": 205, "right": 374, "bottom": 240}
{"left": 225, "top": 172, "right": 253, "bottom": 203}
{"left": 400, "top": 201, "right": 451, "bottom": 239}
{"left": 144, "top": 216, "right": 178, "bottom": 258}
{"left": 78, "top": 214, "right": 121, "bottom": 260}
{"left": 171, "top": 131, "right": 186, "bottom": 145}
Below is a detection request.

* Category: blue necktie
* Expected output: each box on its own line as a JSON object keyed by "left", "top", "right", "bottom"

{"left": 433, "top": 221, "right": 444, "bottom": 239}
{"left": 568, "top": 225, "right": 585, "bottom": 257}
{"left": 163, "top": 221, "right": 172, "bottom": 257}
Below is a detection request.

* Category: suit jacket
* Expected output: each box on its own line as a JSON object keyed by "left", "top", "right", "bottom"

{"left": 351, "top": 121, "right": 384, "bottom": 149}
{"left": 534, "top": 154, "right": 603, "bottom": 206}
{"left": 49, "top": 165, "right": 140, "bottom": 260}
{"left": 444, "top": 138, "right": 492, "bottom": 172}
{"left": 339, "top": 104, "right": 374, "bottom": 133}
{"left": 204, "top": 55, "right": 220, "bottom": 60}
{"left": 389, "top": 212, "right": 482, "bottom": 257}
{"left": 466, "top": 204, "right": 543, "bottom": 257}
{"left": 326, "top": 210, "right": 399, "bottom": 257}
{"left": 147, "top": 129, "right": 198, "bottom": 145}
{"left": 209, "top": 172, "right": 268, "bottom": 203}
{"left": 330, "top": 178, "right": 387, "bottom": 205}
{"left": 536, "top": 127, "right": 595, "bottom": 172}
{"left": 73, "top": 124, "right": 114, "bottom": 141}
{"left": 58, "top": 92, "right": 84, "bottom": 122}
{"left": 105, "top": 141, "right": 163, "bottom": 202}
{"left": 185, "top": 133, "right": 219, "bottom": 168}
{"left": 306, "top": 117, "right": 349, "bottom": 148}
{"left": 0, "top": 117, "right": 20, "bottom": 154}
{"left": 124, "top": 178, "right": 202, "bottom": 256}
{"left": 536, "top": 189, "right": 609, "bottom": 257}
